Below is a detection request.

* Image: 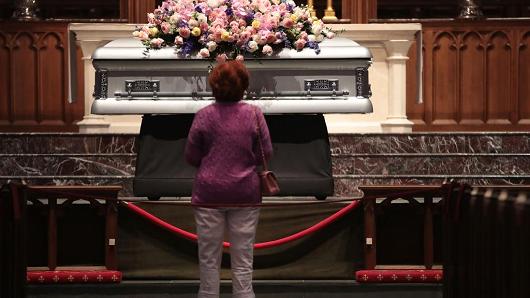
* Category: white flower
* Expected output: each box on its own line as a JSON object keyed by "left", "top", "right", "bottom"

{"left": 248, "top": 40, "right": 258, "bottom": 53}
{"left": 207, "top": 41, "right": 217, "bottom": 52}
{"left": 311, "top": 23, "right": 323, "bottom": 35}
{"left": 207, "top": 0, "right": 220, "bottom": 8}
{"left": 198, "top": 48, "right": 210, "bottom": 58}
{"left": 150, "top": 38, "right": 164, "bottom": 48}
{"left": 316, "top": 34, "right": 325, "bottom": 42}
{"left": 174, "top": 36, "right": 184, "bottom": 45}
{"left": 169, "top": 13, "right": 181, "bottom": 24}
{"left": 197, "top": 13, "right": 207, "bottom": 24}
{"left": 188, "top": 19, "right": 199, "bottom": 28}
{"left": 262, "top": 44, "right": 273, "bottom": 56}
{"left": 307, "top": 34, "right": 316, "bottom": 42}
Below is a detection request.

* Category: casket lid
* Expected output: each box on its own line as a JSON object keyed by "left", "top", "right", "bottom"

{"left": 92, "top": 37, "right": 372, "bottom": 60}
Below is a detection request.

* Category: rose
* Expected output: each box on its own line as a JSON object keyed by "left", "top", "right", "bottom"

{"left": 147, "top": 13, "right": 156, "bottom": 24}
{"left": 169, "top": 13, "right": 180, "bottom": 24}
{"left": 191, "top": 27, "right": 202, "bottom": 37}
{"left": 262, "top": 44, "right": 273, "bottom": 56}
{"left": 294, "top": 38, "right": 306, "bottom": 50}
{"left": 207, "top": 41, "right": 217, "bottom": 52}
{"left": 150, "top": 38, "right": 164, "bottom": 48}
{"left": 236, "top": 54, "right": 244, "bottom": 61}
{"left": 137, "top": 31, "right": 149, "bottom": 41}
{"left": 149, "top": 26, "right": 159, "bottom": 37}
{"left": 207, "top": 0, "right": 220, "bottom": 8}
{"left": 216, "top": 53, "right": 227, "bottom": 63}
{"left": 221, "top": 30, "right": 230, "bottom": 41}
{"left": 161, "top": 22, "right": 171, "bottom": 34}
{"left": 174, "top": 36, "right": 184, "bottom": 45}
{"left": 247, "top": 40, "right": 258, "bottom": 53}
{"left": 188, "top": 19, "right": 199, "bottom": 28}
{"left": 199, "top": 48, "right": 210, "bottom": 58}
{"left": 282, "top": 18, "right": 294, "bottom": 28}
{"left": 179, "top": 27, "right": 191, "bottom": 38}
{"left": 197, "top": 13, "right": 207, "bottom": 24}
{"left": 325, "top": 31, "right": 335, "bottom": 39}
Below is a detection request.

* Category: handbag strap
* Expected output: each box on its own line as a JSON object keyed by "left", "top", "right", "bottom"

{"left": 253, "top": 106, "right": 268, "bottom": 171}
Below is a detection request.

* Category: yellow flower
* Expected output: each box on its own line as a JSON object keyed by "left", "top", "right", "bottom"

{"left": 191, "top": 27, "right": 201, "bottom": 37}
{"left": 252, "top": 20, "right": 261, "bottom": 29}
{"left": 290, "top": 14, "right": 298, "bottom": 22}
{"left": 149, "top": 27, "right": 159, "bottom": 36}
{"left": 221, "top": 30, "right": 230, "bottom": 41}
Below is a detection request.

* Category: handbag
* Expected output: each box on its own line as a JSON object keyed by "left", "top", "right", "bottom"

{"left": 254, "top": 108, "right": 280, "bottom": 196}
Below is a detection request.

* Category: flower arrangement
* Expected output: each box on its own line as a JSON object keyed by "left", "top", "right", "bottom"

{"left": 133, "top": 0, "right": 335, "bottom": 61}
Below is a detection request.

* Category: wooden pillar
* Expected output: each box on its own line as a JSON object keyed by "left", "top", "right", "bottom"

{"left": 105, "top": 199, "right": 118, "bottom": 270}
{"left": 48, "top": 198, "right": 57, "bottom": 270}
{"left": 364, "top": 197, "right": 376, "bottom": 269}
{"left": 424, "top": 195, "right": 434, "bottom": 269}
{"left": 342, "top": 0, "right": 377, "bottom": 24}
{"left": 121, "top": 0, "right": 157, "bottom": 24}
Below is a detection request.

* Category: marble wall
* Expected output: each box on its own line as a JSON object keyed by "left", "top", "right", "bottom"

{"left": 1, "top": 133, "right": 529, "bottom": 197}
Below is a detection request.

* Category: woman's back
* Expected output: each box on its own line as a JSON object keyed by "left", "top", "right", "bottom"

{"left": 185, "top": 102, "right": 272, "bottom": 205}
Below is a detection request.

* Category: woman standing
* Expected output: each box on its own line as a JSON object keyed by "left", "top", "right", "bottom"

{"left": 185, "top": 60, "right": 273, "bottom": 298}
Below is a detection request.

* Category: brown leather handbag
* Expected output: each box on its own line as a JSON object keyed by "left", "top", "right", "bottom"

{"left": 254, "top": 108, "right": 280, "bottom": 196}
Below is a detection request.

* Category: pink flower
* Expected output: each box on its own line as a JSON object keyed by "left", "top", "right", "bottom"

{"left": 262, "top": 44, "right": 273, "bottom": 56}
{"left": 326, "top": 31, "right": 335, "bottom": 39}
{"left": 138, "top": 31, "right": 149, "bottom": 41}
{"left": 199, "top": 48, "right": 210, "bottom": 58}
{"left": 236, "top": 54, "right": 244, "bottom": 61}
{"left": 150, "top": 38, "right": 164, "bottom": 48}
{"left": 179, "top": 27, "right": 191, "bottom": 38}
{"left": 216, "top": 53, "right": 227, "bottom": 63}
{"left": 294, "top": 38, "right": 306, "bottom": 50}
{"left": 147, "top": 13, "right": 156, "bottom": 24}
{"left": 161, "top": 22, "right": 171, "bottom": 34}
{"left": 174, "top": 36, "right": 184, "bottom": 45}
{"left": 282, "top": 18, "right": 294, "bottom": 28}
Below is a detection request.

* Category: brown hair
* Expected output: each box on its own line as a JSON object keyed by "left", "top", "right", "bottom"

{"left": 208, "top": 60, "right": 249, "bottom": 102}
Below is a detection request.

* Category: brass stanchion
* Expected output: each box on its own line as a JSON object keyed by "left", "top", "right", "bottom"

{"left": 307, "top": 0, "right": 316, "bottom": 17}
{"left": 321, "top": 0, "right": 338, "bottom": 22}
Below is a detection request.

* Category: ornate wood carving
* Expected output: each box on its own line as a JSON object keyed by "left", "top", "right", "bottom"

{"left": 0, "top": 22, "right": 84, "bottom": 131}
{"left": 406, "top": 20, "right": 530, "bottom": 131}
{"left": 518, "top": 31, "right": 530, "bottom": 124}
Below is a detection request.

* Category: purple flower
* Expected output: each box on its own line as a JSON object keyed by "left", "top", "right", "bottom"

{"left": 181, "top": 39, "right": 195, "bottom": 55}
{"left": 226, "top": 7, "right": 233, "bottom": 16}
{"left": 244, "top": 12, "right": 254, "bottom": 24}
{"left": 195, "top": 6, "right": 202, "bottom": 13}
{"left": 308, "top": 41, "right": 321, "bottom": 54}
{"left": 177, "top": 20, "right": 187, "bottom": 28}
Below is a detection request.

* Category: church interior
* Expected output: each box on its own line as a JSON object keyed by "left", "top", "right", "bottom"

{"left": 1, "top": 0, "right": 530, "bottom": 297}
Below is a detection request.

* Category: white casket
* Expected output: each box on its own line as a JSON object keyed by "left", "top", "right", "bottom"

{"left": 90, "top": 37, "right": 372, "bottom": 115}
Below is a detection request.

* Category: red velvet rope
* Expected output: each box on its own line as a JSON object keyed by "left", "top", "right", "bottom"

{"left": 121, "top": 200, "right": 361, "bottom": 249}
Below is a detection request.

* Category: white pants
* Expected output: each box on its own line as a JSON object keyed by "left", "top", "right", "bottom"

{"left": 194, "top": 207, "right": 260, "bottom": 298}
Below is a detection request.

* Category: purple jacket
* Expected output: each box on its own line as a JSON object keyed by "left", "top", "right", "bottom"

{"left": 185, "top": 102, "right": 273, "bottom": 205}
